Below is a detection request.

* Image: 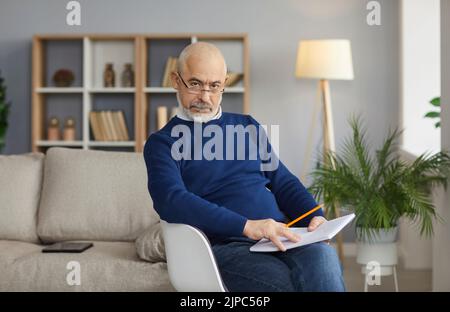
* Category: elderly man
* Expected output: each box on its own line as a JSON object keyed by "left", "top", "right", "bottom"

{"left": 143, "top": 42, "right": 345, "bottom": 292}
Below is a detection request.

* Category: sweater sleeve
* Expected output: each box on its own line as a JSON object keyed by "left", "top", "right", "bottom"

{"left": 143, "top": 132, "right": 248, "bottom": 237}
{"left": 248, "top": 116, "right": 324, "bottom": 227}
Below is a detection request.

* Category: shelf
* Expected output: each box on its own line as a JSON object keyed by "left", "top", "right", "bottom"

{"left": 146, "top": 38, "right": 191, "bottom": 87}
{"left": 44, "top": 39, "right": 83, "bottom": 87}
{"left": 144, "top": 87, "right": 245, "bottom": 93}
{"left": 146, "top": 94, "right": 178, "bottom": 134}
{"left": 198, "top": 38, "right": 245, "bottom": 88}
{"left": 44, "top": 94, "right": 83, "bottom": 141}
{"left": 89, "top": 39, "right": 135, "bottom": 89}
{"left": 36, "top": 87, "right": 84, "bottom": 93}
{"left": 37, "top": 140, "right": 135, "bottom": 148}
{"left": 144, "top": 87, "right": 176, "bottom": 93}
{"left": 90, "top": 94, "right": 134, "bottom": 141}
{"left": 38, "top": 87, "right": 244, "bottom": 93}
{"left": 224, "top": 87, "right": 245, "bottom": 93}
{"left": 37, "top": 140, "right": 83, "bottom": 147}
{"left": 32, "top": 33, "right": 249, "bottom": 154}
{"left": 88, "top": 141, "right": 135, "bottom": 147}
{"left": 89, "top": 87, "right": 135, "bottom": 93}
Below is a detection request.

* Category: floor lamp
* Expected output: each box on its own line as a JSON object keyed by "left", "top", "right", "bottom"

{"left": 295, "top": 39, "right": 354, "bottom": 264}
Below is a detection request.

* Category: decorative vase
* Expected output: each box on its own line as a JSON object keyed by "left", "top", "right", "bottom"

{"left": 63, "top": 117, "right": 76, "bottom": 141}
{"left": 47, "top": 117, "right": 61, "bottom": 141}
{"left": 103, "top": 63, "right": 115, "bottom": 87}
{"left": 121, "top": 63, "right": 134, "bottom": 87}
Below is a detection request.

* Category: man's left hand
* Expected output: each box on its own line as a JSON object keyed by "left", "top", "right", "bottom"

{"left": 307, "top": 216, "right": 330, "bottom": 244}
{"left": 307, "top": 216, "right": 327, "bottom": 231}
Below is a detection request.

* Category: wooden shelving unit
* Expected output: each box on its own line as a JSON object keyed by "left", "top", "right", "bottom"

{"left": 32, "top": 33, "right": 250, "bottom": 153}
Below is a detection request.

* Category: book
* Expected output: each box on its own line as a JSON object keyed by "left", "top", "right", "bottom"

{"left": 161, "top": 56, "right": 178, "bottom": 87}
{"left": 249, "top": 213, "right": 355, "bottom": 252}
{"left": 103, "top": 110, "right": 115, "bottom": 141}
{"left": 170, "top": 57, "right": 178, "bottom": 83}
{"left": 98, "top": 111, "right": 111, "bottom": 141}
{"left": 110, "top": 110, "right": 120, "bottom": 141}
{"left": 112, "top": 111, "right": 124, "bottom": 141}
{"left": 162, "top": 57, "right": 172, "bottom": 87}
{"left": 116, "top": 110, "right": 129, "bottom": 141}
{"left": 105, "top": 110, "right": 119, "bottom": 141}
{"left": 96, "top": 111, "right": 106, "bottom": 141}
{"left": 89, "top": 111, "right": 101, "bottom": 141}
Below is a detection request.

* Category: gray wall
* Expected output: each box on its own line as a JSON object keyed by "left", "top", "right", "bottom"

{"left": 0, "top": 0, "right": 400, "bottom": 241}
{"left": 433, "top": 0, "right": 450, "bottom": 291}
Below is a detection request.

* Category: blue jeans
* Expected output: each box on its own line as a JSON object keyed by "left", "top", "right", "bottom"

{"left": 212, "top": 237, "right": 346, "bottom": 292}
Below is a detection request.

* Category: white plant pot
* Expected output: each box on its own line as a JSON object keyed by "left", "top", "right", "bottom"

{"left": 356, "top": 226, "right": 398, "bottom": 276}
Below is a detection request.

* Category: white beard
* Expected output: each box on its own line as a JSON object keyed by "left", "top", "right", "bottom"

{"left": 176, "top": 93, "right": 222, "bottom": 123}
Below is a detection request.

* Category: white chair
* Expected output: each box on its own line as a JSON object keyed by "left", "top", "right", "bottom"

{"left": 160, "top": 220, "right": 228, "bottom": 292}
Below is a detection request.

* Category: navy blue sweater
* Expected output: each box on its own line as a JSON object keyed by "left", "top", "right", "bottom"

{"left": 143, "top": 112, "right": 323, "bottom": 245}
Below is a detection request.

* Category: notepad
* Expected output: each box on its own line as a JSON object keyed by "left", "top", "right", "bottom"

{"left": 250, "top": 213, "right": 355, "bottom": 252}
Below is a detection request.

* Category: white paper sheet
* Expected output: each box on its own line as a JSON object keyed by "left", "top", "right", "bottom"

{"left": 249, "top": 213, "right": 355, "bottom": 252}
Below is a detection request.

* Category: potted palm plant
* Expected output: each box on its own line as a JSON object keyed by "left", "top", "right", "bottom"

{"left": 308, "top": 117, "right": 450, "bottom": 267}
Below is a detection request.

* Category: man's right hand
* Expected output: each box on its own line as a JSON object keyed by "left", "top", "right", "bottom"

{"left": 242, "top": 219, "right": 300, "bottom": 252}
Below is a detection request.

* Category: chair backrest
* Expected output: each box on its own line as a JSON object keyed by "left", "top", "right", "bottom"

{"left": 160, "top": 220, "right": 227, "bottom": 292}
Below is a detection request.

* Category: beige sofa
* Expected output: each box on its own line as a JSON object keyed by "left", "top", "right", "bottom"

{"left": 0, "top": 147, "right": 175, "bottom": 291}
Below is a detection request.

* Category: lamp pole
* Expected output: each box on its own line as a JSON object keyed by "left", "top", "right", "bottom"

{"left": 320, "top": 79, "right": 344, "bottom": 264}
{"left": 296, "top": 39, "right": 354, "bottom": 266}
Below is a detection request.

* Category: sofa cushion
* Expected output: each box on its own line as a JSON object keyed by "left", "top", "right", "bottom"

{"left": 0, "top": 240, "right": 175, "bottom": 291}
{"left": 37, "top": 147, "right": 159, "bottom": 243}
{"left": 135, "top": 222, "right": 166, "bottom": 263}
{"left": 0, "top": 153, "right": 44, "bottom": 243}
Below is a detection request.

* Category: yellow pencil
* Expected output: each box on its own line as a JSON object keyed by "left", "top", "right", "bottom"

{"left": 285, "top": 204, "right": 324, "bottom": 228}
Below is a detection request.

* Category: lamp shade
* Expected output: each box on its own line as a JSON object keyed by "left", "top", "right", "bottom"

{"left": 295, "top": 40, "right": 354, "bottom": 80}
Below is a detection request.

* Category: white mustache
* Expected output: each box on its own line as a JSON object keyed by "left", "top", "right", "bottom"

{"left": 190, "top": 102, "right": 212, "bottom": 110}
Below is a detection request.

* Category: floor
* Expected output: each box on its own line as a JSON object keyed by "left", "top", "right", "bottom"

{"left": 343, "top": 257, "right": 432, "bottom": 292}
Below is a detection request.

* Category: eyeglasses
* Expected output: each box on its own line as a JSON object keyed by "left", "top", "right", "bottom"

{"left": 177, "top": 72, "right": 225, "bottom": 95}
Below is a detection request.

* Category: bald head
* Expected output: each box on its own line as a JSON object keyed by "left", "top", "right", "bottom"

{"left": 177, "top": 42, "right": 227, "bottom": 76}
{"left": 171, "top": 42, "right": 227, "bottom": 123}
